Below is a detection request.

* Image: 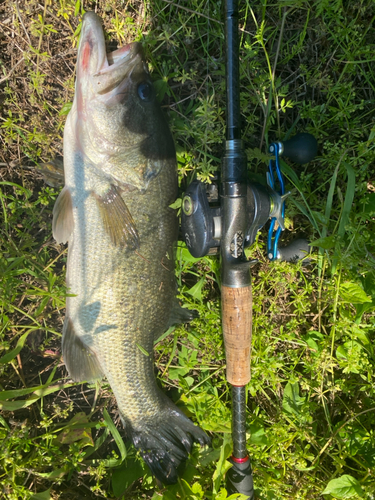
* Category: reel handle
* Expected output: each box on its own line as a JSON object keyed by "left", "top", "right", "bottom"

{"left": 277, "top": 238, "right": 310, "bottom": 262}
{"left": 281, "top": 132, "right": 317, "bottom": 165}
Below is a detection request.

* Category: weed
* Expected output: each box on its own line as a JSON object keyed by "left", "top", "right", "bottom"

{"left": 1, "top": 0, "right": 375, "bottom": 499}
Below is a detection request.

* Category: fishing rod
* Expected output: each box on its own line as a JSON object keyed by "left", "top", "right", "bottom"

{"left": 181, "top": 1, "right": 317, "bottom": 497}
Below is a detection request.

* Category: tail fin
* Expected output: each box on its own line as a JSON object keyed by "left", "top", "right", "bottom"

{"left": 126, "top": 407, "right": 210, "bottom": 485}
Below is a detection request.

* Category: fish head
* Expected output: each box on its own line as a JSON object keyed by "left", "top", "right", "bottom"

{"left": 71, "top": 12, "right": 175, "bottom": 190}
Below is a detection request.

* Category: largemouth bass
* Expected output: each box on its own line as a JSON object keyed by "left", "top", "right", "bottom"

{"left": 53, "top": 12, "right": 209, "bottom": 484}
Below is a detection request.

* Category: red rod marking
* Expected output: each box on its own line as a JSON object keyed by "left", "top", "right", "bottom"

{"left": 231, "top": 455, "right": 249, "bottom": 464}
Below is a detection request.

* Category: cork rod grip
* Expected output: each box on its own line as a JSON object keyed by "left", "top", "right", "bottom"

{"left": 222, "top": 285, "right": 252, "bottom": 386}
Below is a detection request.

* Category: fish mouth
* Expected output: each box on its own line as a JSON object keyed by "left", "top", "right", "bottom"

{"left": 79, "top": 12, "right": 144, "bottom": 95}
{"left": 106, "top": 44, "right": 133, "bottom": 66}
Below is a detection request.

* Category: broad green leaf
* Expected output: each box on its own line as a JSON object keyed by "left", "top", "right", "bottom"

{"left": 83, "top": 428, "right": 109, "bottom": 460}
{"left": 321, "top": 475, "right": 364, "bottom": 498}
{"left": 249, "top": 423, "right": 268, "bottom": 446}
{"left": 355, "top": 302, "right": 375, "bottom": 323}
{"left": 311, "top": 210, "right": 329, "bottom": 225}
{"left": 336, "top": 345, "right": 349, "bottom": 361}
{"left": 35, "top": 469, "right": 66, "bottom": 480}
{"left": 59, "top": 101, "right": 72, "bottom": 116}
{"left": 363, "top": 272, "right": 375, "bottom": 297}
{"left": 99, "top": 457, "right": 122, "bottom": 468}
{"left": 362, "top": 192, "right": 375, "bottom": 215}
{"left": 112, "top": 459, "right": 144, "bottom": 496}
{"left": 153, "top": 79, "right": 169, "bottom": 102}
{"left": 340, "top": 283, "right": 372, "bottom": 304}
{"left": 199, "top": 447, "right": 221, "bottom": 467}
{"left": 30, "top": 489, "right": 52, "bottom": 500}
{"left": 169, "top": 197, "right": 182, "bottom": 209}
{"left": 56, "top": 412, "right": 94, "bottom": 446}
{"left": 176, "top": 245, "right": 202, "bottom": 264}
{"left": 186, "top": 277, "right": 205, "bottom": 301}
{"left": 215, "top": 488, "right": 249, "bottom": 500}
{"left": 338, "top": 424, "right": 369, "bottom": 457}
{"left": 169, "top": 366, "right": 189, "bottom": 379}
{"left": 304, "top": 331, "right": 324, "bottom": 354}
{"left": 282, "top": 382, "right": 305, "bottom": 418}
{"left": 215, "top": 489, "right": 228, "bottom": 500}
{"left": 351, "top": 326, "right": 370, "bottom": 346}
{"left": 177, "top": 479, "right": 204, "bottom": 498}
{"left": 310, "top": 236, "right": 335, "bottom": 249}
{"left": 215, "top": 490, "right": 248, "bottom": 500}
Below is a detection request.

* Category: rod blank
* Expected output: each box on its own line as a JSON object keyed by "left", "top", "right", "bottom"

{"left": 225, "top": 0, "right": 241, "bottom": 140}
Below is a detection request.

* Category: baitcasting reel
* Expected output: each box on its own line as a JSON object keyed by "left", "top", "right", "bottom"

{"left": 181, "top": 133, "right": 317, "bottom": 263}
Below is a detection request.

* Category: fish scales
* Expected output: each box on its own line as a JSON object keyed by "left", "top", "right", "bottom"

{"left": 66, "top": 156, "right": 177, "bottom": 419}
{"left": 53, "top": 12, "right": 209, "bottom": 485}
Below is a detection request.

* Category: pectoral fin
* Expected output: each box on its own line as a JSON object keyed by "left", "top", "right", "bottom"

{"left": 94, "top": 185, "right": 139, "bottom": 249}
{"left": 62, "top": 318, "right": 104, "bottom": 382}
{"left": 53, "top": 186, "right": 74, "bottom": 243}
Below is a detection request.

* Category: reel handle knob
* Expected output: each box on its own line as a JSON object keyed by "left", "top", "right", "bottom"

{"left": 281, "top": 133, "right": 317, "bottom": 165}
{"left": 277, "top": 238, "right": 310, "bottom": 262}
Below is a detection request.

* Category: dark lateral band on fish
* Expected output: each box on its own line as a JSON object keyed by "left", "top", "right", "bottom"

{"left": 93, "top": 184, "right": 140, "bottom": 249}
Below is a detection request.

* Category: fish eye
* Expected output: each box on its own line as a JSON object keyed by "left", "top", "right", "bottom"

{"left": 137, "top": 82, "right": 153, "bottom": 102}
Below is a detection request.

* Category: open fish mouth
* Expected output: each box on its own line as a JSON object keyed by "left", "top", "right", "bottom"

{"left": 78, "top": 12, "right": 144, "bottom": 95}
{"left": 106, "top": 44, "right": 133, "bottom": 66}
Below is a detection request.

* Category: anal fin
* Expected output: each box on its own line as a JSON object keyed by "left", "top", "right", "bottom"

{"left": 94, "top": 185, "right": 139, "bottom": 249}
{"left": 62, "top": 318, "right": 104, "bottom": 382}
{"left": 53, "top": 186, "right": 74, "bottom": 244}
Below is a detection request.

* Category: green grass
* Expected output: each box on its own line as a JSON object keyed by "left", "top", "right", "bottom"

{"left": 1, "top": 0, "right": 375, "bottom": 498}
